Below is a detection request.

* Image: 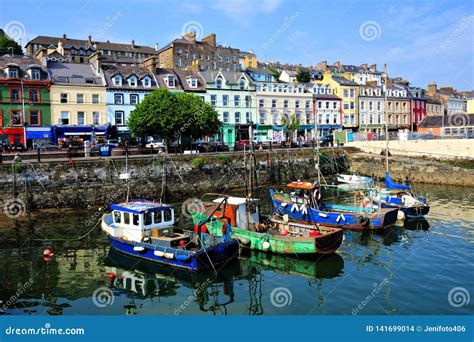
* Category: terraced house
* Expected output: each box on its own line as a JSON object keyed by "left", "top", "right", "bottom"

{"left": 358, "top": 82, "right": 385, "bottom": 134}
{"left": 305, "top": 83, "right": 342, "bottom": 137}
{"left": 47, "top": 58, "right": 107, "bottom": 143}
{"left": 0, "top": 56, "right": 51, "bottom": 148}
{"left": 199, "top": 70, "right": 256, "bottom": 146}
{"left": 386, "top": 83, "right": 411, "bottom": 131}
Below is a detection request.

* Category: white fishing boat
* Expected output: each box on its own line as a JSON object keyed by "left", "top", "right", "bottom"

{"left": 337, "top": 174, "right": 373, "bottom": 185}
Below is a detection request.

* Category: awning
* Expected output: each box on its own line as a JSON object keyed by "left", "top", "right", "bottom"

{"left": 64, "top": 132, "right": 105, "bottom": 136}
{"left": 26, "top": 127, "right": 52, "bottom": 139}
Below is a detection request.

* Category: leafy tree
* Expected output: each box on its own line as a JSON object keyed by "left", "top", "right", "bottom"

{"left": 296, "top": 69, "right": 310, "bottom": 83}
{"left": 267, "top": 67, "right": 281, "bottom": 81}
{"left": 0, "top": 35, "right": 22, "bottom": 55}
{"left": 280, "top": 113, "right": 300, "bottom": 142}
{"left": 128, "top": 88, "right": 221, "bottom": 149}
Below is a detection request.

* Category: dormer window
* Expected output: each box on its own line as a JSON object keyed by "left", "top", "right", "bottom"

{"left": 216, "top": 78, "right": 223, "bottom": 89}
{"left": 239, "top": 79, "right": 245, "bottom": 90}
{"left": 187, "top": 77, "right": 198, "bottom": 89}
{"left": 165, "top": 75, "right": 176, "bottom": 88}
{"left": 142, "top": 76, "right": 151, "bottom": 87}
{"left": 30, "top": 68, "right": 41, "bottom": 80}
{"left": 113, "top": 75, "right": 122, "bottom": 86}
{"left": 128, "top": 76, "right": 137, "bottom": 87}
{"left": 8, "top": 67, "right": 19, "bottom": 78}
{"left": 320, "top": 87, "right": 325, "bottom": 95}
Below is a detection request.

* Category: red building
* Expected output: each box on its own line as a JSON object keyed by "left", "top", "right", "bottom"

{"left": 409, "top": 87, "right": 427, "bottom": 130}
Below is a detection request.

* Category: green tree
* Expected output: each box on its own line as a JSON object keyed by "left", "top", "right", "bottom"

{"left": 280, "top": 113, "right": 300, "bottom": 142}
{"left": 267, "top": 67, "right": 281, "bottom": 81}
{"left": 296, "top": 69, "right": 310, "bottom": 83}
{"left": 0, "top": 35, "right": 22, "bottom": 55}
{"left": 127, "top": 88, "right": 221, "bottom": 149}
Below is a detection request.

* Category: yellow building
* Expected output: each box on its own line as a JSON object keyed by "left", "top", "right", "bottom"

{"left": 467, "top": 98, "right": 474, "bottom": 113}
{"left": 314, "top": 71, "right": 359, "bottom": 129}
{"left": 240, "top": 51, "right": 257, "bottom": 69}
{"left": 48, "top": 62, "right": 106, "bottom": 127}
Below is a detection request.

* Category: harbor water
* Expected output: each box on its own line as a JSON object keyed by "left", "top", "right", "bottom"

{"left": 0, "top": 183, "right": 472, "bottom": 315}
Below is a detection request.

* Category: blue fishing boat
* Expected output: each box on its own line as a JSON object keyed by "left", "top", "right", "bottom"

{"left": 101, "top": 199, "right": 239, "bottom": 272}
{"left": 370, "top": 172, "right": 430, "bottom": 219}
{"left": 269, "top": 181, "right": 399, "bottom": 230}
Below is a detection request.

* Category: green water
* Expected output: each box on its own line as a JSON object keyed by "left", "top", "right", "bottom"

{"left": 0, "top": 183, "right": 472, "bottom": 315}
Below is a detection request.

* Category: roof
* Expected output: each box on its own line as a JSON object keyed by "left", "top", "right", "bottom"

{"left": 199, "top": 70, "right": 253, "bottom": 85}
{"left": 26, "top": 35, "right": 156, "bottom": 54}
{"left": 154, "top": 68, "right": 184, "bottom": 90}
{"left": 0, "top": 55, "right": 49, "bottom": 80}
{"left": 173, "top": 69, "right": 206, "bottom": 92}
{"left": 287, "top": 181, "right": 317, "bottom": 190}
{"left": 110, "top": 200, "right": 174, "bottom": 214}
{"left": 332, "top": 76, "right": 359, "bottom": 86}
{"left": 314, "top": 93, "right": 341, "bottom": 100}
{"left": 48, "top": 62, "right": 104, "bottom": 85}
{"left": 102, "top": 64, "right": 157, "bottom": 90}
{"left": 418, "top": 114, "right": 474, "bottom": 128}
{"left": 245, "top": 67, "right": 274, "bottom": 75}
{"left": 240, "top": 51, "right": 256, "bottom": 56}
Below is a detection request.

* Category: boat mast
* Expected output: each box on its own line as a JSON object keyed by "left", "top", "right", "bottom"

{"left": 313, "top": 95, "right": 321, "bottom": 183}
{"left": 384, "top": 64, "right": 389, "bottom": 173}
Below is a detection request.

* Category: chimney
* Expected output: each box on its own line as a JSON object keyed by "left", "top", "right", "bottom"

{"left": 366, "top": 80, "right": 377, "bottom": 87}
{"left": 428, "top": 82, "right": 437, "bottom": 95}
{"left": 440, "top": 86, "right": 454, "bottom": 95}
{"left": 360, "top": 63, "right": 368, "bottom": 70}
{"left": 183, "top": 31, "right": 197, "bottom": 42}
{"left": 334, "top": 61, "right": 341, "bottom": 69}
{"left": 142, "top": 56, "right": 158, "bottom": 72}
{"left": 370, "top": 64, "right": 377, "bottom": 72}
{"left": 62, "top": 33, "right": 67, "bottom": 39}
{"left": 202, "top": 33, "right": 216, "bottom": 47}
{"left": 386, "top": 79, "right": 395, "bottom": 87}
{"left": 316, "top": 60, "right": 327, "bottom": 71}
{"left": 155, "top": 42, "right": 159, "bottom": 51}
{"left": 88, "top": 35, "right": 92, "bottom": 44}
{"left": 89, "top": 51, "right": 102, "bottom": 72}
{"left": 131, "top": 40, "right": 135, "bottom": 49}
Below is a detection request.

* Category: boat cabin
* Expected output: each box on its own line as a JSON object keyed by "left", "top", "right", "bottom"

{"left": 212, "top": 197, "right": 259, "bottom": 230}
{"left": 108, "top": 201, "right": 176, "bottom": 243}
{"left": 286, "top": 181, "right": 319, "bottom": 205}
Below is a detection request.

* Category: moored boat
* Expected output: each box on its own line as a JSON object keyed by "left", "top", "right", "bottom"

{"left": 270, "top": 181, "right": 399, "bottom": 230}
{"left": 101, "top": 199, "right": 239, "bottom": 272}
{"left": 337, "top": 174, "right": 373, "bottom": 186}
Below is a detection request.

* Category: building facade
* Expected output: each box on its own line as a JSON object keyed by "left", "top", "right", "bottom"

{"left": 199, "top": 71, "right": 256, "bottom": 147}
{"left": 409, "top": 87, "right": 427, "bottom": 129}
{"left": 358, "top": 84, "right": 385, "bottom": 134}
{"left": 426, "top": 98, "right": 444, "bottom": 116}
{"left": 158, "top": 32, "right": 240, "bottom": 71}
{"left": 0, "top": 56, "right": 51, "bottom": 148}
{"left": 306, "top": 83, "right": 342, "bottom": 137}
{"left": 239, "top": 51, "right": 257, "bottom": 69}
{"left": 427, "top": 83, "right": 467, "bottom": 115}
{"left": 386, "top": 83, "right": 411, "bottom": 130}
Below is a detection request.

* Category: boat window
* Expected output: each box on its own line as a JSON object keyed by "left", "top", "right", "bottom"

{"left": 124, "top": 212, "right": 130, "bottom": 225}
{"left": 144, "top": 212, "right": 153, "bottom": 226}
{"left": 164, "top": 209, "right": 172, "bottom": 222}
{"left": 113, "top": 211, "right": 121, "bottom": 223}
{"left": 154, "top": 211, "right": 162, "bottom": 224}
{"left": 133, "top": 214, "right": 140, "bottom": 226}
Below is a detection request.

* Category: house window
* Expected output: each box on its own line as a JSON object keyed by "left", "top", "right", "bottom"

{"left": 142, "top": 77, "right": 150, "bottom": 87}
{"left": 318, "top": 102, "right": 322, "bottom": 109}
{"left": 259, "top": 99, "right": 265, "bottom": 107}
{"left": 31, "top": 69, "right": 41, "bottom": 80}
{"left": 216, "top": 78, "right": 223, "bottom": 89}
{"left": 128, "top": 77, "right": 137, "bottom": 87}
{"left": 77, "top": 111, "right": 85, "bottom": 125}
{"left": 343, "top": 89, "right": 349, "bottom": 98}
{"left": 295, "top": 100, "right": 300, "bottom": 108}
{"left": 306, "top": 100, "right": 310, "bottom": 109}
{"left": 350, "top": 102, "right": 355, "bottom": 110}
{"left": 223, "top": 112, "right": 229, "bottom": 123}
{"left": 29, "top": 110, "right": 40, "bottom": 125}
{"left": 272, "top": 113, "right": 278, "bottom": 124}
{"left": 11, "top": 110, "right": 22, "bottom": 125}
{"left": 92, "top": 94, "right": 100, "bottom": 104}
{"left": 210, "top": 95, "right": 217, "bottom": 106}
{"left": 272, "top": 99, "right": 277, "bottom": 108}
{"left": 259, "top": 112, "right": 265, "bottom": 124}
{"left": 60, "top": 111, "right": 70, "bottom": 125}
{"left": 234, "top": 95, "right": 240, "bottom": 106}
{"left": 114, "top": 94, "right": 124, "bottom": 105}
{"left": 29, "top": 88, "right": 40, "bottom": 103}
{"left": 10, "top": 89, "right": 21, "bottom": 102}
{"left": 222, "top": 95, "right": 228, "bottom": 106}
{"left": 246, "top": 112, "right": 251, "bottom": 124}
{"left": 8, "top": 68, "right": 19, "bottom": 78}
{"left": 166, "top": 76, "right": 175, "bottom": 87}
{"left": 130, "top": 94, "right": 139, "bottom": 105}
{"left": 93, "top": 112, "right": 100, "bottom": 125}
{"left": 333, "top": 102, "right": 337, "bottom": 109}
{"left": 113, "top": 75, "right": 122, "bottom": 86}
{"left": 350, "top": 89, "right": 355, "bottom": 97}
{"left": 76, "top": 93, "right": 84, "bottom": 104}
{"left": 115, "top": 111, "right": 125, "bottom": 125}
{"left": 188, "top": 78, "right": 198, "bottom": 88}
{"left": 235, "top": 112, "right": 241, "bottom": 123}
{"left": 325, "top": 102, "right": 330, "bottom": 109}
{"left": 306, "top": 113, "right": 311, "bottom": 124}
{"left": 283, "top": 100, "right": 289, "bottom": 108}
{"left": 239, "top": 79, "right": 245, "bottom": 90}
{"left": 60, "top": 93, "right": 68, "bottom": 103}
{"left": 245, "top": 96, "right": 251, "bottom": 108}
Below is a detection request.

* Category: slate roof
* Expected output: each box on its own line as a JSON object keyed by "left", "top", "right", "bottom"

{"left": 199, "top": 70, "right": 254, "bottom": 85}
{"left": 418, "top": 114, "right": 474, "bottom": 128}
{"left": 332, "top": 76, "right": 359, "bottom": 86}
{"left": 245, "top": 67, "right": 274, "bottom": 75}
{"left": 47, "top": 62, "right": 104, "bottom": 85}
{"left": 102, "top": 64, "right": 157, "bottom": 90}
{"left": 0, "top": 55, "right": 49, "bottom": 80}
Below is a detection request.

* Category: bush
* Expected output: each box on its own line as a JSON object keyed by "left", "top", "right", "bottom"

{"left": 191, "top": 157, "right": 206, "bottom": 169}
{"left": 218, "top": 155, "right": 229, "bottom": 164}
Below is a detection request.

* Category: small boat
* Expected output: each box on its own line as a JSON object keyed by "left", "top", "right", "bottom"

{"left": 270, "top": 181, "right": 399, "bottom": 230}
{"left": 370, "top": 172, "right": 430, "bottom": 219}
{"left": 192, "top": 195, "right": 343, "bottom": 256}
{"left": 337, "top": 174, "right": 373, "bottom": 186}
{"left": 101, "top": 199, "right": 239, "bottom": 272}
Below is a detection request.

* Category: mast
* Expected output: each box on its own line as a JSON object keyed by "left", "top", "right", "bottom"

{"left": 384, "top": 64, "right": 389, "bottom": 173}
{"left": 313, "top": 96, "right": 321, "bottom": 183}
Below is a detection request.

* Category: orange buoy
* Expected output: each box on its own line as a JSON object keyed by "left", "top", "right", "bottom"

{"left": 179, "top": 240, "right": 186, "bottom": 247}
{"left": 108, "top": 272, "right": 116, "bottom": 281}
{"left": 280, "top": 229, "right": 289, "bottom": 236}
{"left": 194, "top": 224, "right": 208, "bottom": 234}
{"left": 309, "top": 231, "right": 321, "bottom": 237}
{"left": 43, "top": 249, "right": 53, "bottom": 257}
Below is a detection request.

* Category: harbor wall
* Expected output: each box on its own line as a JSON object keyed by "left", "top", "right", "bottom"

{"left": 345, "top": 139, "right": 474, "bottom": 159}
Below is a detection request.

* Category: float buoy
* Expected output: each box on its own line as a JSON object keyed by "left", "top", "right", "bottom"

{"left": 309, "top": 231, "right": 321, "bottom": 237}
{"left": 397, "top": 210, "right": 405, "bottom": 221}
{"left": 164, "top": 252, "right": 174, "bottom": 259}
{"left": 154, "top": 250, "right": 165, "bottom": 257}
{"left": 108, "top": 272, "right": 116, "bottom": 281}
{"left": 43, "top": 249, "right": 53, "bottom": 257}
{"left": 318, "top": 213, "right": 328, "bottom": 218}
{"left": 194, "top": 224, "right": 208, "bottom": 234}
{"left": 281, "top": 202, "right": 288, "bottom": 207}
{"left": 133, "top": 246, "right": 145, "bottom": 252}
{"left": 262, "top": 241, "right": 271, "bottom": 250}
{"left": 179, "top": 240, "right": 186, "bottom": 248}
{"left": 281, "top": 229, "right": 289, "bottom": 236}
{"left": 291, "top": 204, "right": 299, "bottom": 213}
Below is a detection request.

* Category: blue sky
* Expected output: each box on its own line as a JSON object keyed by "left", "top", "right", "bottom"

{"left": 1, "top": 0, "right": 473, "bottom": 90}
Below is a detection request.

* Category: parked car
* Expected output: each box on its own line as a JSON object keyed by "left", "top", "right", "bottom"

{"left": 106, "top": 139, "right": 120, "bottom": 147}
{"left": 191, "top": 140, "right": 229, "bottom": 153}
{"left": 11, "top": 143, "right": 26, "bottom": 152}
{"left": 235, "top": 139, "right": 250, "bottom": 147}
{"left": 145, "top": 140, "right": 165, "bottom": 149}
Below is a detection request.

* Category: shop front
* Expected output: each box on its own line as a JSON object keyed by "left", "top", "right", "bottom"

{"left": 53, "top": 125, "right": 109, "bottom": 147}
{"left": 26, "top": 127, "right": 53, "bottom": 148}
{"left": 0, "top": 127, "right": 25, "bottom": 147}
{"left": 221, "top": 124, "right": 236, "bottom": 147}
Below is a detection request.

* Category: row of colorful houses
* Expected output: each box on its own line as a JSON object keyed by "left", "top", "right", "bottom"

{"left": 1, "top": 32, "right": 471, "bottom": 148}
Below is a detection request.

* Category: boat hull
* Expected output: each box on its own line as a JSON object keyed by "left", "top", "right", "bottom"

{"left": 377, "top": 201, "right": 430, "bottom": 217}
{"left": 107, "top": 235, "right": 239, "bottom": 272}
{"left": 270, "top": 190, "right": 398, "bottom": 230}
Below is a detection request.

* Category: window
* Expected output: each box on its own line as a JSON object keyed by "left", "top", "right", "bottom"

{"left": 8, "top": 68, "right": 19, "bottom": 78}
{"left": 153, "top": 211, "right": 162, "bottom": 224}
{"left": 113, "top": 75, "right": 122, "bottom": 86}
{"left": 115, "top": 111, "right": 125, "bottom": 125}
{"left": 144, "top": 212, "right": 153, "bottom": 226}
{"left": 350, "top": 102, "right": 355, "bottom": 110}
{"left": 223, "top": 112, "right": 229, "bottom": 123}
{"left": 216, "top": 78, "right": 223, "bottom": 89}
{"left": 295, "top": 100, "right": 300, "bottom": 108}
{"left": 77, "top": 111, "right": 85, "bottom": 125}
{"left": 235, "top": 112, "right": 241, "bottom": 123}
{"left": 306, "top": 100, "right": 310, "bottom": 109}
{"left": 142, "top": 77, "right": 150, "bottom": 87}
{"left": 259, "top": 112, "right": 265, "bottom": 124}
{"left": 234, "top": 95, "right": 240, "bottom": 106}
{"left": 132, "top": 214, "right": 139, "bottom": 226}
{"left": 60, "top": 111, "right": 70, "bottom": 125}
{"left": 130, "top": 94, "right": 139, "bottom": 105}
{"left": 306, "top": 113, "right": 311, "bottom": 124}
{"left": 343, "top": 103, "right": 349, "bottom": 110}
{"left": 92, "top": 94, "right": 99, "bottom": 104}
{"left": 166, "top": 76, "right": 175, "bottom": 87}
{"left": 113, "top": 211, "right": 121, "bottom": 224}
{"left": 164, "top": 209, "right": 172, "bottom": 222}
{"left": 76, "top": 93, "right": 84, "bottom": 104}
{"left": 350, "top": 89, "right": 355, "bottom": 98}
{"left": 369, "top": 101, "right": 373, "bottom": 110}
{"left": 93, "top": 112, "right": 100, "bottom": 125}
{"left": 10, "top": 110, "right": 22, "bottom": 125}
{"left": 245, "top": 96, "right": 251, "bottom": 108}
{"left": 246, "top": 112, "right": 251, "bottom": 123}
{"left": 188, "top": 77, "right": 198, "bottom": 88}
{"left": 272, "top": 113, "right": 278, "bottom": 124}
{"left": 272, "top": 99, "right": 277, "bottom": 108}
{"left": 361, "top": 101, "right": 365, "bottom": 110}
{"left": 259, "top": 99, "right": 265, "bottom": 107}
{"left": 325, "top": 102, "right": 330, "bottom": 109}
{"left": 114, "top": 94, "right": 124, "bottom": 105}
{"left": 318, "top": 102, "right": 322, "bottom": 109}
{"left": 31, "top": 69, "right": 40, "bottom": 80}
{"left": 333, "top": 102, "right": 337, "bottom": 109}
{"left": 128, "top": 77, "right": 137, "bottom": 87}
{"left": 343, "top": 89, "right": 349, "bottom": 98}
{"left": 222, "top": 95, "right": 228, "bottom": 106}
{"left": 123, "top": 212, "right": 130, "bottom": 225}
{"left": 239, "top": 79, "right": 245, "bottom": 90}
{"left": 29, "top": 88, "right": 40, "bottom": 103}
{"left": 29, "top": 110, "right": 40, "bottom": 125}
{"left": 60, "top": 93, "right": 68, "bottom": 103}
{"left": 210, "top": 95, "right": 217, "bottom": 106}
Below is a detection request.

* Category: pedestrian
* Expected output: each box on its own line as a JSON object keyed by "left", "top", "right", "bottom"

{"left": 67, "top": 144, "right": 73, "bottom": 163}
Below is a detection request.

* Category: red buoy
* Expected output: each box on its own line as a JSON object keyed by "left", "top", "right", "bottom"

{"left": 108, "top": 272, "right": 116, "bottom": 281}
{"left": 194, "top": 224, "right": 208, "bottom": 234}
{"left": 179, "top": 240, "right": 186, "bottom": 247}
{"left": 309, "top": 231, "right": 321, "bottom": 237}
{"left": 280, "top": 229, "right": 289, "bottom": 236}
{"left": 43, "top": 249, "right": 53, "bottom": 256}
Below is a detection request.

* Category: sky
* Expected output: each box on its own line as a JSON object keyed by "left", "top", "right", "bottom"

{"left": 1, "top": 0, "right": 473, "bottom": 90}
